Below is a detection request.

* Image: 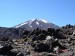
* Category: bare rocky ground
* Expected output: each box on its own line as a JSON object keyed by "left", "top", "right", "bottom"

{"left": 0, "top": 37, "right": 75, "bottom": 56}
{"left": 0, "top": 24, "right": 75, "bottom": 56}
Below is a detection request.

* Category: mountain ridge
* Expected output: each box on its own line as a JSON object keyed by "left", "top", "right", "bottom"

{"left": 14, "top": 19, "right": 60, "bottom": 30}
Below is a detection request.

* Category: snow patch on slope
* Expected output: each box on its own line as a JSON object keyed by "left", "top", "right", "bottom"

{"left": 15, "top": 22, "right": 27, "bottom": 28}
{"left": 30, "top": 26, "right": 32, "bottom": 27}
{"left": 40, "top": 19, "right": 48, "bottom": 23}
{"left": 36, "top": 22, "right": 39, "bottom": 25}
{"left": 31, "top": 19, "right": 35, "bottom": 21}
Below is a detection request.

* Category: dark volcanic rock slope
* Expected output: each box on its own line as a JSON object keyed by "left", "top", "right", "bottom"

{"left": 0, "top": 27, "right": 23, "bottom": 39}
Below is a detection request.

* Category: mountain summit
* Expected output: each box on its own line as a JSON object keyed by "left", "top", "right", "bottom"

{"left": 15, "top": 19, "right": 60, "bottom": 30}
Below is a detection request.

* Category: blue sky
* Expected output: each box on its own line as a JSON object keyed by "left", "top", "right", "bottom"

{"left": 0, "top": 0, "right": 75, "bottom": 27}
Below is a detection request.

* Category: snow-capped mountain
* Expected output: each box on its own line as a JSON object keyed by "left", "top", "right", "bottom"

{"left": 15, "top": 19, "right": 60, "bottom": 30}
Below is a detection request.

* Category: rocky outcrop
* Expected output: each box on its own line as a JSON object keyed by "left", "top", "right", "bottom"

{"left": 0, "top": 44, "right": 17, "bottom": 56}
{"left": 33, "top": 43, "right": 50, "bottom": 52}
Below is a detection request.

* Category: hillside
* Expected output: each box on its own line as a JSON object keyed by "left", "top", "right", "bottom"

{"left": 0, "top": 19, "right": 75, "bottom": 56}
